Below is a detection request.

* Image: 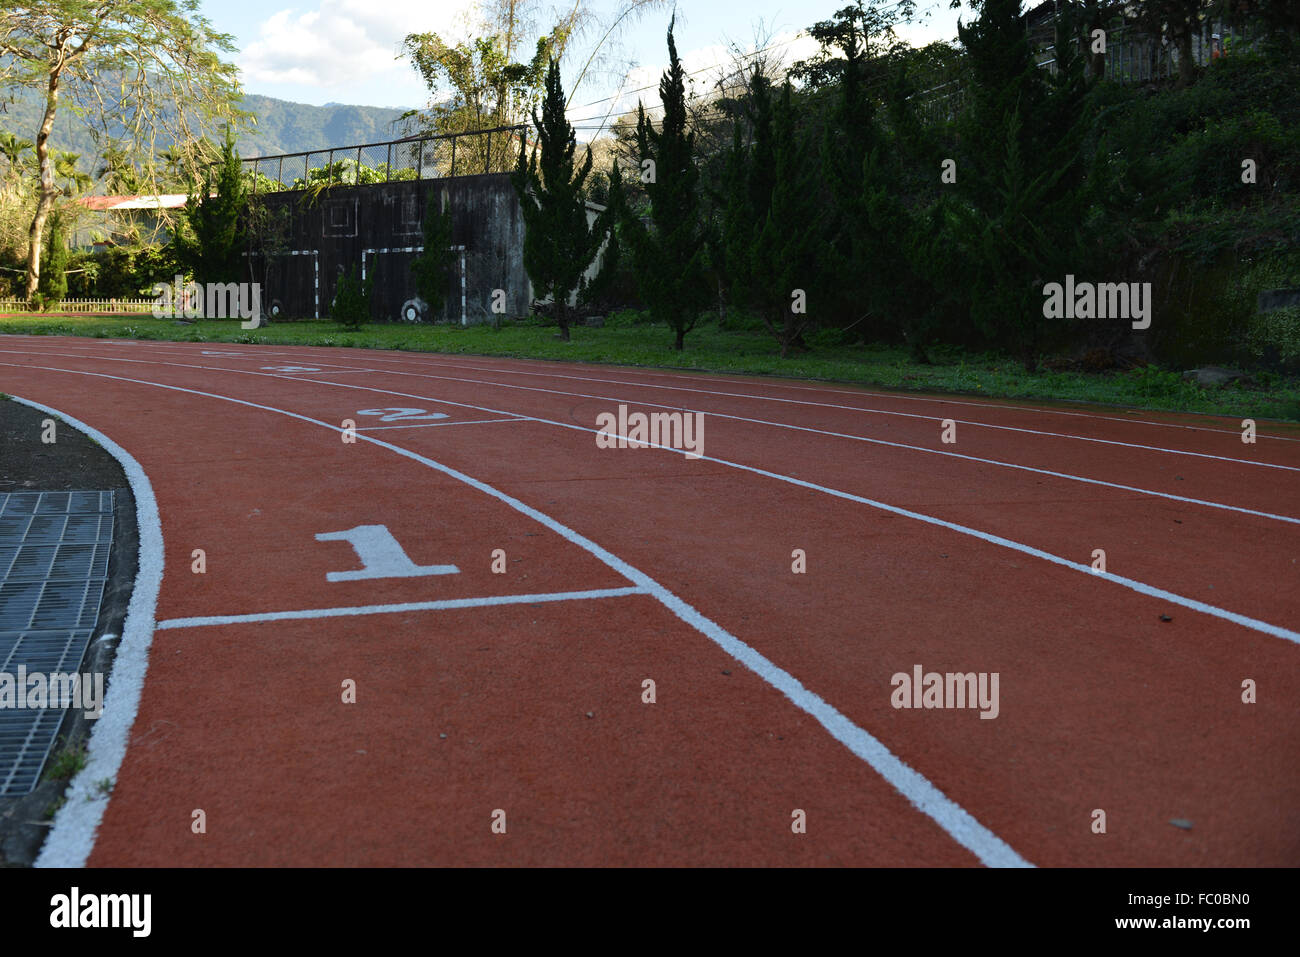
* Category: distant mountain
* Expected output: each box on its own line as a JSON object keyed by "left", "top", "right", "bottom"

{"left": 236, "top": 95, "right": 412, "bottom": 157}
{"left": 0, "top": 88, "right": 414, "bottom": 172}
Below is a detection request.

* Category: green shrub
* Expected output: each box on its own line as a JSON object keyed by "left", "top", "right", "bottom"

{"left": 806, "top": 327, "right": 852, "bottom": 349}
{"left": 1128, "top": 364, "right": 1190, "bottom": 398}
{"left": 331, "top": 264, "right": 373, "bottom": 331}
{"left": 1249, "top": 305, "right": 1300, "bottom": 366}
{"left": 68, "top": 244, "right": 179, "bottom": 298}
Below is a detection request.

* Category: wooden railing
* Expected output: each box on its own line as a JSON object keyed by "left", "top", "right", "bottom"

{"left": 0, "top": 298, "right": 155, "bottom": 314}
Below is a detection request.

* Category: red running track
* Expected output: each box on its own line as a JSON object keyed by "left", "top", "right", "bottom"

{"left": 1, "top": 335, "right": 1297, "bottom": 867}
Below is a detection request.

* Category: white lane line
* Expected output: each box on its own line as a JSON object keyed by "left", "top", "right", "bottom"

{"left": 7, "top": 396, "right": 166, "bottom": 870}
{"left": 22, "top": 336, "right": 1300, "bottom": 449}
{"left": 7, "top": 354, "right": 1300, "bottom": 643}
{"left": 421, "top": 358, "right": 1300, "bottom": 444}
{"left": 132, "top": 338, "right": 1298, "bottom": 455}
{"left": 157, "top": 586, "right": 649, "bottom": 629}
{"left": 5, "top": 347, "right": 1294, "bottom": 525}
{"left": 390, "top": 362, "right": 1298, "bottom": 471}
{"left": 221, "top": 356, "right": 1300, "bottom": 526}
{"left": 0, "top": 361, "right": 1031, "bottom": 868}
{"left": 357, "top": 417, "right": 525, "bottom": 432}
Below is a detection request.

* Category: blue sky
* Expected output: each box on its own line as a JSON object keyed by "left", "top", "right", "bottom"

{"left": 201, "top": 0, "right": 970, "bottom": 115}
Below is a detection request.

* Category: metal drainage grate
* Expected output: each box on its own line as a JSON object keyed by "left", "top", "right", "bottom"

{"left": 0, "top": 491, "right": 115, "bottom": 795}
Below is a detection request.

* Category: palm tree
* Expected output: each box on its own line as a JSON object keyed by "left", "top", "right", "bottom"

{"left": 0, "top": 131, "right": 33, "bottom": 167}
{"left": 53, "top": 152, "right": 93, "bottom": 196}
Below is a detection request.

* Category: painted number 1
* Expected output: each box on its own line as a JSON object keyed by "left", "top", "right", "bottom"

{"left": 316, "top": 524, "right": 459, "bottom": 582}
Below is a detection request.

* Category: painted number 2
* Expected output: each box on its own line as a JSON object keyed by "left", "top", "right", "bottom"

{"left": 316, "top": 525, "right": 459, "bottom": 582}
{"left": 356, "top": 407, "right": 449, "bottom": 422}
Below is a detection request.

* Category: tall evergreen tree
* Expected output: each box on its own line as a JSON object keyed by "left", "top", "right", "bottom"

{"left": 623, "top": 16, "right": 709, "bottom": 351}
{"left": 512, "top": 57, "right": 599, "bottom": 341}
{"left": 178, "top": 127, "right": 246, "bottom": 293}
{"left": 37, "top": 211, "right": 68, "bottom": 307}
{"left": 957, "top": 0, "right": 1044, "bottom": 210}
{"left": 750, "top": 83, "right": 821, "bottom": 357}
{"left": 411, "top": 189, "right": 457, "bottom": 320}
{"left": 580, "top": 161, "right": 628, "bottom": 311}
{"left": 716, "top": 69, "right": 774, "bottom": 324}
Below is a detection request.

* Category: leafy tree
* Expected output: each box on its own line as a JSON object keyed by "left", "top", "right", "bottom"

{"left": 623, "top": 17, "right": 710, "bottom": 351}
{"left": 401, "top": 0, "right": 578, "bottom": 173}
{"left": 411, "top": 190, "right": 457, "bottom": 320}
{"left": 401, "top": 0, "right": 672, "bottom": 157}
{"left": 0, "top": 0, "right": 244, "bottom": 304}
{"left": 513, "top": 58, "right": 600, "bottom": 341}
{"left": 177, "top": 127, "right": 246, "bottom": 290}
{"left": 791, "top": 0, "right": 916, "bottom": 89}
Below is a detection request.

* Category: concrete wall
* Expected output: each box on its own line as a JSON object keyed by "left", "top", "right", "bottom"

{"left": 248, "top": 172, "right": 531, "bottom": 323}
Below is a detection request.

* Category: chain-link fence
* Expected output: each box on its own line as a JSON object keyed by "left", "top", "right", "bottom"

{"left": 242, "top": 125, "right": 529, "bottom": 193}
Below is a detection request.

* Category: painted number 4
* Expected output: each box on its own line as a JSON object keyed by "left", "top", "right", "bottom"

{"left": 316, "top": 525, "right": 459, "bottom": 582}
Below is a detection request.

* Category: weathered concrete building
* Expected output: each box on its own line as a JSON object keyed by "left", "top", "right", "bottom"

{"left": 244, "top": 160, "right": 604, "bottom": 324}
{"left": 246, "top": 172, "right": 531, "bottom": 323}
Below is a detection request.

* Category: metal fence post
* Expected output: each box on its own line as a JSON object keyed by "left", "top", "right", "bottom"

{"left": 484, "top": 131, "right": 493, "bottom": 173}
{"left": 387, "top": 143, "right": 392, "bottom": 183}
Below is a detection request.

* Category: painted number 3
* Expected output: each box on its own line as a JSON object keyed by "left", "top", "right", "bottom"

{"left": 356, "top": 407, "right": 449, "bottom": 422}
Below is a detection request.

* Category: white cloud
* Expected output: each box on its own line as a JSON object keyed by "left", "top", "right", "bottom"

{"left": 238, "top": 0, "right": 473, "bottom": 97}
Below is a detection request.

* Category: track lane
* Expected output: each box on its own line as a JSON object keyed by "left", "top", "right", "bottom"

{"left": 4, "top": 339, "right": 1297, "bottom": 866}
{"left": 0, "top": 358, "right": 1019, "bottom": 868}
{"left": 25, "top": 332, "right": 1300, "bottom": 441}
{"left": 11, "top": 347, "right": 1292, "bottom": 629}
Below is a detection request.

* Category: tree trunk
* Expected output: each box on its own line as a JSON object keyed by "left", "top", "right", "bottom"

{"left": 673, "top": 326, "right": 684, "bottom": 351}
{"left": 556, "top": 300, "right": 571, "bottom": 341}
{"left": 25, "top": 64, "right": 64, "bottom": 305}
{"left": 1177, "top": 29, "right": 1197, "bottom": 87}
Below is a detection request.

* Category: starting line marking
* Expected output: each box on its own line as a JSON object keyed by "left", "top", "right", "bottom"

{"left": 156, "top": 586, "right": 649, "bottom": 629}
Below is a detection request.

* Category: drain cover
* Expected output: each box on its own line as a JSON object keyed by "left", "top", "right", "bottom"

{"left": 0, "top": 491, "right": 114, "bottom": 795}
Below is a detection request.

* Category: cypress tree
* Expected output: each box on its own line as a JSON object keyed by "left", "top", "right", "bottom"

{"left": 411, "top": 189, "right": 456, "bottom": 320}
{"left": 750, "top": 83, "right": 820, "bottom": 358}
{"left": 717, "top": 70, "right": 774, "bottom": 327}
{"left": 623, "top": 16, "right": 710, "bottom": 351}
{"left": 38, "top": 212, "right": 69, "bottom": 307}
{"left": 179, "top": 126, "right": 246, "bottom": 294}
{"left": 512, "top": 58, "right": 598, "bottom": 342}
{"left": 580, "top": 161, "right": 627, "bottom": 311}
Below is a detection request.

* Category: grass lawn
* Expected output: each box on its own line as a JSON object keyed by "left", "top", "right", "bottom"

{"left": 3, "top": 313, "right": 1299, "bottom": 423}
